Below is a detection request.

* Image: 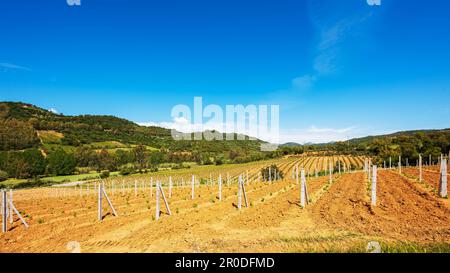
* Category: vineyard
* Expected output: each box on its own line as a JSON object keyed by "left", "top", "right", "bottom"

{"left": 0, "top": 155, "right": 449, "bottom": 253}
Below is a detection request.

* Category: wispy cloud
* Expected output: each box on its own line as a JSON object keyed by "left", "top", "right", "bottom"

{"left": 278, "top": 125, "right": 361, "bottom": 144}
{"left": 0, "top": 62, "right": 31, "bottom": 71}
{"left": 290, "top": 2, "right": 373, "bottom": 89}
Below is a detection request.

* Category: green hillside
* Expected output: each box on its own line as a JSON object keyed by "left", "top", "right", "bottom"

{"left": 0, "top": 102, "right": 278, "bottom": 181}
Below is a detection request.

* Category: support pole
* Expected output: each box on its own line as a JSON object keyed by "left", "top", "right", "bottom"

{"left": 2, "top": 191, "right": 6, "bottom": 233}
{"left": 9, "top": 189, "right": 13, "bottom": 224}
{"left": 439, "top": 159, "right": 448, "bottom": 198}
{"left": 169, "top": 176, "right": 172, "bottom": 198}
{"left": 300, "top": 169, "right": 306, "bottom": 208}
{"left": 159, "top": 183, "right": 172, "bottom": 215}
{"left": 191, "top": 175, "right": 195, "bottom": 200}
{"left": 238, "top": 175, "right": 242, "bottom": 210}
{"left": 156, "top": 181, "right": 160, "bottom": 220}
{"left": 98, "top": 182, "right": 103, "bottom": 221}
{"left": 218, "top": 174, "right": 222, "bottom": 201}
{"left": 242, "top": 181, "right": 249, "bottom": 208}
{"left": 102, "top": 184, "right": 118, "bottom": 217}
{"left": 371, "top": 165, "right": 377, "bottom": 206}
{"left": 419, "top": 154, "right": 423, "bottom": 182}
{"left": 329, "top": 161, "right": 333, "bottom": 184}
{"left": 150, "top": 177, "right": 153, "bottom": 197}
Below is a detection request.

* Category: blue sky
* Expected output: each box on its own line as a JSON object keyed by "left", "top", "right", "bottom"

{"left": 1, "top": 0, "right": 449, "bottom": 143}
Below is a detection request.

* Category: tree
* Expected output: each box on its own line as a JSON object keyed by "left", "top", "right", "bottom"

{"left": 22, "top": 148, "right": 46, "bottom": 177}
{"left": 47, "top": 149, "right": 77, "bottom": 176}
{"left": 74, "top": 146, "right": 97, "bottom": 167}
{"left": 97, "top": 149, "right": 117, "bottom": 171}
{"left": 0, "top": 118, "right": 39, "bottom": 150}
{"left": 133, "top": 144, "right": 147, "bottom": 172}
{"left": 148, "top": 151, "right": 163, "bottom": 167}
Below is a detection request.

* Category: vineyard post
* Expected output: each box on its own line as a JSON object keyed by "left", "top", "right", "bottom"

{"left": 159, "top": 182, "right": 172, "bottom": 216}
{"left": 169, "top": 176, "right": 172, "bottom": 198}
{"left": 9, "top": 189, "right": 13, "bottom": 224}
{"left": 429, "top": 154, "right": 432, "bottom": 166}
{"left": 218, "top": 174, "right": 222, "bottom": 201}
{"left": 269, "top": 167, "right": 272, "bottom": 183}
{"left": 399, "top": 156, "right": 402, "bottom": 174}
{"left": 150, "top": 177, "right": 153, "bottom": 197}
{"left": 383, "top": 161, "right": 386, "bottom": 169}
{"left": 371, "top": 165, "right": 377, "bottom": 206}
{"left": 300, "top": 169, "right": 306, "bottom": 208}
{"left": 238, "top": 175, "right": 242, "bottom": 210}
{"left": 439, "top": 159, "right": 448, "bottom": 198}
{"left": 389, "top": 157, "right": 392, "bottom": 169}
{"left": 102, "top": 182, "right": 118, "bottom": 217}
{"left": 419, "top": 154, "right": 423, "bottom": 182}
{"left": 156, "top": 181, "right": 160, "bottom": 220}
{"left": 338, "top": 160, "right": 341, "bottom": 175}
{"left": 2, "top": 190, "right": 6, "bottom": 233}
{"left": 242, "top": 178, "right": 249, "bottom": 207}
{"left": 98, "top": 182, "right": 103, "bottom": 221}
{"left": 191, "top": 175, "right": 195, "bottom": 200}
{"left": 329, "top": 161, "right": 332, "bottom": 184}
{"left": 296, "top": 164, "right": 299, "bottom": 185}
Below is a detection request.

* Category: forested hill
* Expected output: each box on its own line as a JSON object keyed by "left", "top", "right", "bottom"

{"left": 0, "top": 102, "right": 268, "bottom": 163}
{"left": 289, "top": 129, "right": 450, "bottom": 165}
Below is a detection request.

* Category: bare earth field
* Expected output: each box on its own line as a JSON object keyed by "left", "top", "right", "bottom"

{"left": 1, "top": 156, "right": 449, "bottom": 253}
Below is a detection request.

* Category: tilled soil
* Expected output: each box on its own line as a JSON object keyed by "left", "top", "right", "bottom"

{"left": 1, "top": 169, "right": 449, "bottom": 252}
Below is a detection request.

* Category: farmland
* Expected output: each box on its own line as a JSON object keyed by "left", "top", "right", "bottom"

{"left": 1, "top": 155, "right": 449, "bottom": 253}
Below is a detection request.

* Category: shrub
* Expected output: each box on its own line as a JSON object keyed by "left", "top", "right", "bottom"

{"left": 0, "top": 170, "right": 8, "bottom": 182}
{"left": 100, "top": 170, "right": 110, "bottom": 179}
{"left": 119, "top": 165, "right": 134, "bottom": 176}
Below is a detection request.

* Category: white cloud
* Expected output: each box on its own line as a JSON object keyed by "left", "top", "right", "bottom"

{"left": 0, "top": 62, "right": 31, "bottom": 71}
{"left": 138, "top": 117, "right": 360, "bottom": 145}
{"left": 277, "top": 125, "right": 361, "bottom": 144}
{"left": 48, "top": 108, "right": 59, "bottom": 114}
